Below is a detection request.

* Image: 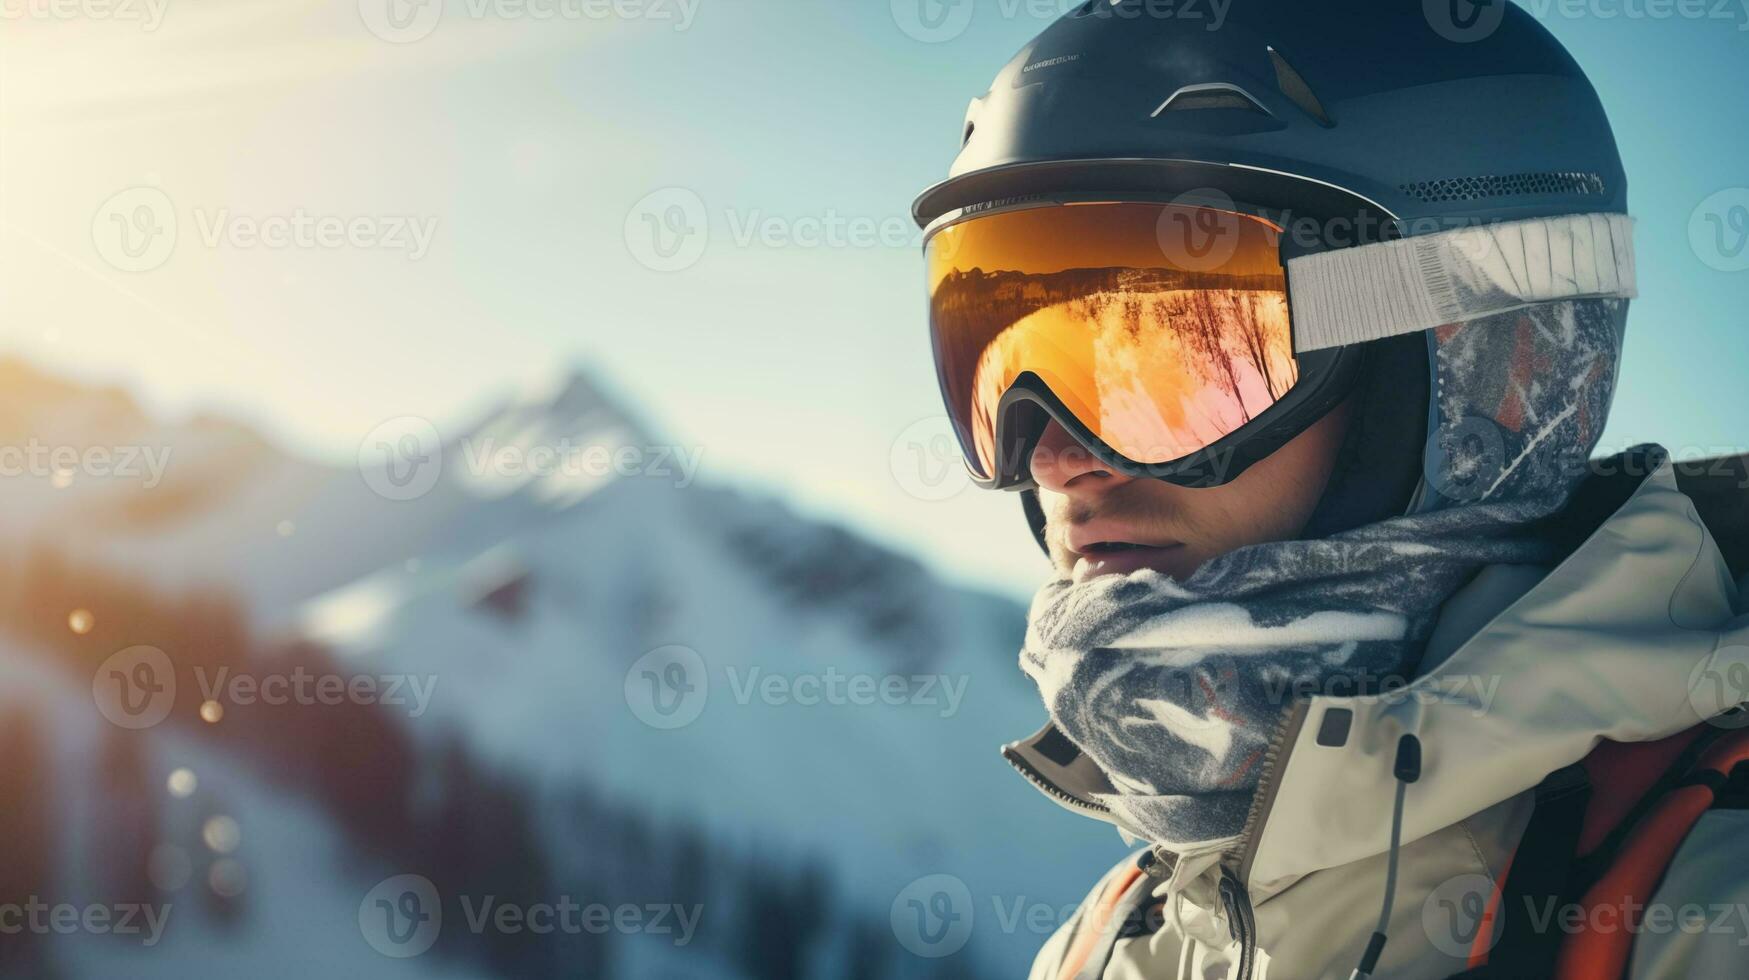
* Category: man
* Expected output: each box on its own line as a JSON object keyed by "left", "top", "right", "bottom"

{"left": 911, "top": 3, "right": 1749, "bottom": 977}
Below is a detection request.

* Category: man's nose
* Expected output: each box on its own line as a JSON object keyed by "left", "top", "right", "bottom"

{"left": 1030, "top": 419, "right": 1131, "bottom": 496}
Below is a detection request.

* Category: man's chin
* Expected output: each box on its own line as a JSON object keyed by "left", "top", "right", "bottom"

{"left": 1068, "top": 544, "right": 1196, "bottom": 584}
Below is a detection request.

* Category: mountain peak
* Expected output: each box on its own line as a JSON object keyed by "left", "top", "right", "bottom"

{"left": 465, "top": 365, "right": 652, "bottom": 446}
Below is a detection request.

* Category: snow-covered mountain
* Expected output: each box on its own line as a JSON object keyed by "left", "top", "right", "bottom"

{"left": 0, "top": 357, "right": 1126, "bottom": 979}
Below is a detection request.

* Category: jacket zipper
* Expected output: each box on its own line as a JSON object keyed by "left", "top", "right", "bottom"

{"left": 1227, "top": 699, "right": 1311, "bottom": 881}
{"left": 1217, "top": 867, "right": 1258, "bottom": 980}
{"left": 1214, "top": 700, "right": 1305, "bottom": 980}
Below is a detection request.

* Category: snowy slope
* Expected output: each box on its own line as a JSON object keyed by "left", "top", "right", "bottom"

{"left": 0, "top": 358, "right": 1128, "bottom": 978}
{"left": 0, "top": 644, "right": 491, "bottom": 980}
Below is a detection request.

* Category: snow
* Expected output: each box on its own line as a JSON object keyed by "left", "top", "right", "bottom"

{"left": 0, "top": 360, "right": 1128, "bottom": 978}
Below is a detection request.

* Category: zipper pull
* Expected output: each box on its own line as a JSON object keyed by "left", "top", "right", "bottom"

{"left": 1137, "top": 845, "right": 1174, "bottom": 880}
{"left": 1217, "top": 869, "right": 1258, "bottom": 980}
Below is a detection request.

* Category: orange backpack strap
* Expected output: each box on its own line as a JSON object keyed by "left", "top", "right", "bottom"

{"left": 1450, "top": 722, "right": 1746, "bottom": 980}
{"left": 1485, "top": 763, "right": 1592, "bottom": 977}
{"left": 1554, "top": 725, "right": 1749, "bottom": 979}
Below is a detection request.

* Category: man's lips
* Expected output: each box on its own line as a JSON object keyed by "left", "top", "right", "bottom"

{"left": 1065, "top": 523, "right": 1186, "bottom": 582}
{"left": 1065, "top": 521, "right": 1182, "bottom": 557}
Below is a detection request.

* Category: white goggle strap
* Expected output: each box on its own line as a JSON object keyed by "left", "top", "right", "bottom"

{"left": 1286, "top": 213, "right": 1637, "bottom": 353}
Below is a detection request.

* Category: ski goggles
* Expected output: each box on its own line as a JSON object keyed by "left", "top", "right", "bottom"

{"left": 922, "top": 197, "right": 1637, "bottom": 490}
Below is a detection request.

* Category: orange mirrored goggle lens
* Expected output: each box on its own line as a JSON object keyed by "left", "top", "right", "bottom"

{"left": 926, "top": 201, "right": 1299, "bottom": 483}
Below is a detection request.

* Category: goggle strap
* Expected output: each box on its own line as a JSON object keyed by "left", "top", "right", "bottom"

{"left": 1287, "top": 212, "right": 1637, "bottom": 352}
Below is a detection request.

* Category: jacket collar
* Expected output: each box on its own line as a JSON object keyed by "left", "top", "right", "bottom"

{"left": 1004, "top": 451, "right": 1748, "bottom": 890}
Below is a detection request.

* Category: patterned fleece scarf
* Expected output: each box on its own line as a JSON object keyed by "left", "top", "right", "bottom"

{"left": 1021, "top": 298, "right": 1628, "bottom": 849}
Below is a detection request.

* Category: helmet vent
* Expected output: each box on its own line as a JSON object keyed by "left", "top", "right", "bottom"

{"left": 1152, "top": 83, "right": 1267, "bottom": 117}
{"left": 1400, "top": 172, "right": 1607, "bottom": 203}
{"left": 1267, "top": 46, "right": 1333, "bottom": 128}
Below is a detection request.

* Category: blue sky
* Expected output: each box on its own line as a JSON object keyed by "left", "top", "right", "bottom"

{"left": 2, "top": 0, "right": 1746, "bottom": 598}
